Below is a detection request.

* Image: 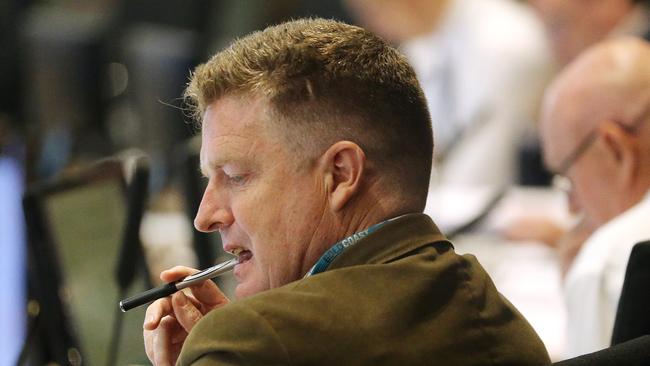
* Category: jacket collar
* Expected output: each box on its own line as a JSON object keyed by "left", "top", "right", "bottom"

{"left": 327, "top": 213, "right": 450, "bottom": 271}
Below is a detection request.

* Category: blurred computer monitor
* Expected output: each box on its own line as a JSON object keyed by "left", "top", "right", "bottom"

{"left": 0, "top": 151, "right": 26, "bottom": 365}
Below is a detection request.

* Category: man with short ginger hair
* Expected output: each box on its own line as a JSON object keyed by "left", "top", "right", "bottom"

{"left": 143, "top": 18, "right": 549, "bottom": 365}
{"left": 540, "top": 37, "right": 650, "bottom": 357}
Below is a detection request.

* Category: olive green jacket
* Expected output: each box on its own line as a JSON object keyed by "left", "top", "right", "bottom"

{"left": 178, "top": 214, "right": 550, "bottom": 365}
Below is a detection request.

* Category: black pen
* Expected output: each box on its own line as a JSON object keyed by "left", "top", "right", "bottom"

{"left": 119, "top": 258, "right": 238, "bottom": 312}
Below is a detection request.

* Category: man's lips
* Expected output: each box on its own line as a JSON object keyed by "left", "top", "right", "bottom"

{"left": 231, "top": 249, "right": 253, "bottom": 280}
{"left": 228, "top": 247, "right": 253, "bottom": 264}
{"left": 237, "top": 250, "right": 253, "bottom": 264}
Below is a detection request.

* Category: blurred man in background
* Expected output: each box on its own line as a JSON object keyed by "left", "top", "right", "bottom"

{"left": 345, "top": 0, "right": 553, "bottom": 189}
{"left": 539, "top": 37, "right": 650, "bottom": 357}
{"left": 142, "top": 18, "right": 549, "bottom": 366}
{"left": 530, "top": 0, "right": 650, "bottom": 66}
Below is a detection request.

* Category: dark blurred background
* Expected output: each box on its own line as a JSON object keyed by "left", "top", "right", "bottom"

{"left": 4, "top": 0, "right": 352, "bottom": 187}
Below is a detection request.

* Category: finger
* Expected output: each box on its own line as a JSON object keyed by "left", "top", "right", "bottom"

{"left": 171, "top": 326, "right": 188, "bottom": 344}
{"left": 172, "top": 291, "right": 204, "bottom": 333}
{"left": 144, "top": 327, "right": 154, "bottom": 362}
{"left": 160, "top": 266, "right": 229, "bottom": 311}
{"left": 160, "top": 266, "right": 199, "bottom": 282}
{"left": 188, "top": 279, "right": 230, "bottom": 310}
{"left": 180, "top": 291, "right": 226, "bottom": 318}
{"left": 144, "top": 297, "right": 173, "bottom": 331}
{"left": 145, "top": 316, "right": 187, "bottom": 364}
{"left": 153, "top": 316, "right": 181, "bottom": 366}
{"left": 181, "top": 290, "right": 209, "bottom": 313}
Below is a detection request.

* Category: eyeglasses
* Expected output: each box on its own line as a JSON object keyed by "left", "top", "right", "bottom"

{"left": 554, "top": 128, "right": 598, "bottom": 177}
{"left": 552, "top": 106, "right": 649, "bottom": 194}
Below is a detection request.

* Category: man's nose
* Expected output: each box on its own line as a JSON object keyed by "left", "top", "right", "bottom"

{"left": 194, "top": 185, "right": 234, "bottom": 232}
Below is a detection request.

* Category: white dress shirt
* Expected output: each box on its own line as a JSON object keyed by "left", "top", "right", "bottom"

{"left": 402, "top": 0, "right": 553, "bottom": 188}
{"left": 563, "top": 190, "right": 650, "bottom": 358}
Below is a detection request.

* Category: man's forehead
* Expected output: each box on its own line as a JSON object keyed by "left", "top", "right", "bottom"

{"left": 201, "top": 94, "right": 277, "bottom": 139}
{"left": 202, "top": 105, "right": 254, "bottom": 136}
{"left": 198, "top": 132, "right": 257, "bottom": 174}
{"left": 198, "top": 102, "right": 275, "bottom": 176}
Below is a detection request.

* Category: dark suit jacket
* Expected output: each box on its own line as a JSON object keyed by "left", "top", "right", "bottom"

{"left": 178, "top": 214, "right": 550, "bottom": 365}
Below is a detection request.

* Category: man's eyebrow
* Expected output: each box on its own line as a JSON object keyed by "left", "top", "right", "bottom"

{"left": 199, "top": 161, "right": 221, "bottom": 178}
{"left": 199, "top": 159, "right": 219, "bottom": 178}
{"left": 198, "top": 155, "right": 240, "bottom": 178}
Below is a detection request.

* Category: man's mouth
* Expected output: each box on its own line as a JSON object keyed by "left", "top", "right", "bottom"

{"left": 231, "top": 248, "right": 253, "bottom": 264}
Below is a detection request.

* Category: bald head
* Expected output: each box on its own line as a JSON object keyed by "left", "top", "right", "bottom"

{"left": 542, "top": 37, "right": 650, "bottom": 168}
{"left": 540, "top": 37, "right": 650, "bottom": 224}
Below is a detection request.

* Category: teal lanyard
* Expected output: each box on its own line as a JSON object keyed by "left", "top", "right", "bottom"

{"left": 306, "top": 217, "right": 398, "bottom": 277}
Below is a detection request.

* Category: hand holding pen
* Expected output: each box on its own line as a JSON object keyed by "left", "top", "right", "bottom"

{"left": 141, "top": 262, "right": 233, "bottom": 365}
{"left": 120, "top": 258, "right": 237, "bottom": 312}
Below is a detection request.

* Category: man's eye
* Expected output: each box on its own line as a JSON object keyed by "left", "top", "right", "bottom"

{"left": 227, "top": 174, "right": 246, "bottom": 185}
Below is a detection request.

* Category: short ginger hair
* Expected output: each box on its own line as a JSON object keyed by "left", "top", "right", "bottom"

{"left": 185, "top": 18, "right": 433, "bottom": 208}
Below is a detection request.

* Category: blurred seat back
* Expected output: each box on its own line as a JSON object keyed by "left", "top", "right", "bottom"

{"left": 611, "top": 240, "right": 650, "bottom": 345}
{"left": 551, "top": 335, "right": 650, "bottom": 365}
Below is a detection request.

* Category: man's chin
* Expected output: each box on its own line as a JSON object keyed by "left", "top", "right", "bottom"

{"left": 234, "top": 281, "right": 269, "bottom": 299}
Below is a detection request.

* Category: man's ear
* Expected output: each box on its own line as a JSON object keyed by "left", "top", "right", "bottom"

{"left": 599, "top": 120, "right": 639, "bottom": 186}
{"left": 320, "top": 141, "right": 366, "bottom": 212}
